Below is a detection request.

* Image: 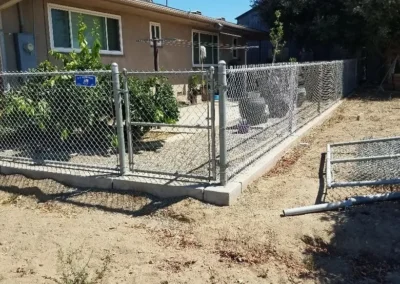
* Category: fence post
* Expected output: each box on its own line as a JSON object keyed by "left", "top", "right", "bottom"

{"left": 317, "top": 64, "right": 323, "bottom": 114}
{"left": 111, "top": 63, "right": 127, "bottom": 175}
{"left": 209, "top": 66, "right": 217, "bottom": 181}
{"left": 355, "top": 59, "right": 358, "bottom": 89}
{"left": 218, "top": 60, "right": 228, "bottom": 186}
{"left": 288, "top": 66, "right": 297, "bottom": 134}
{"left": 122, "top": 68, "right": 133, "bottom": 172}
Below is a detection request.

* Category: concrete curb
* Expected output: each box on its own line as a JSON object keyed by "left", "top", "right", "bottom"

{"left": 202, "top": 100, "right": 343, "bottom": 205}
{"left": 0, "top": 165, "right": 205, "bottom": 201}
{"left": 0, "top": 101, "right": 342, "bottom": 206}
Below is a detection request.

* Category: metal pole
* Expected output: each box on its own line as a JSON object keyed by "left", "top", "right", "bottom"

{"left": 326, "top": 144, "right": 332, "bottom": 187}
{"left": 218, "top": 60, "right": 228, "bottom": 185}
{"left": 317, "top": 64, "right": 323, "bottom": 114}
{"left": 153, "top": 39, "right": 159, "bottom": 71}
{"left": 209, "top": 66, "right": 217, "bottom": 181}
{"left": 288, "top": 66, "right": 296, "bottom": 134}
{"left": 244, "top": 47, "right": 248, "bottom": 96}
{"left": 330, "top": 136, "right": 400, "bottom": 147}
{"left": 122, "top": 68, "right": 133, "bottom": 172}
{"left": 244, "top": 47, "right": 248, "bottom": 65}
{"left": 331, "top": 153, "right": 400, "bottom": 164}
{"left": 111, "top": 63, "right": 127, "bottom": 175}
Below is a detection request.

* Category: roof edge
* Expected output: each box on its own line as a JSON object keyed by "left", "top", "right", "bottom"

{"left": 235, "top": 7, "right": 257, "bottom": 20}
{"left": 112, "top": 0, "right": 265, "bottom": 34}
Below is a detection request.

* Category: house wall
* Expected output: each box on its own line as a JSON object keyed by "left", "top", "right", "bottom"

{"left": 1, "top": 4, "right": 19, "bottom": 71}
{"left": 237, "top": 9, "right": 271, "bottom": 64}
{"left": 1, "top": 0, "right": 244, "bottom": 71}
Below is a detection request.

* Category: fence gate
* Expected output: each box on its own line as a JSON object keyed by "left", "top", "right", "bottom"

{"left": 122, "top": 70, "right": 217, "bottom": 183}
{"left": 327, "top": 137, "right": 400, "bottom": 187}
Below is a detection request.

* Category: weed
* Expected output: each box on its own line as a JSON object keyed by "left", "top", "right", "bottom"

{"left": 257, "top": 268, "right": 269, "bottom": 278}
{"left": 1, "top": 194, "right": 19, "bottom": 205}
{"left": 303, "top": 255, "right": 315, "bottom": 271}
{"left": 46, "top": 248, "right": 111, "bottom": 284}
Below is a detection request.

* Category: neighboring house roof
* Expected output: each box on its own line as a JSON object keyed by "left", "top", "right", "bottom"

{"left": 111, "top": 0, "right": 265, "bottom": 34}
{"left": 235, "top": 7, "right": 257, "bottom": 20}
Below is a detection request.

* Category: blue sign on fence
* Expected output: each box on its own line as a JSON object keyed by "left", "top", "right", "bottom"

{"left": 75, "top": 75, "right": 97, "bottom": 87}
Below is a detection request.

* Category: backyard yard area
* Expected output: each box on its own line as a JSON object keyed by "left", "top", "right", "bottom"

{"left": 0, "top": 88, "right": 399, "bottom": 283}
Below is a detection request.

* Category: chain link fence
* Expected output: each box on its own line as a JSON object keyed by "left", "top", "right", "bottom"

{"left": 221, "top": 60, "right": 358, "bottom": 181}
{"left": 327, "top": 137, "right": 400, "bottom": 187}
{"left": 0, "top": 70, "right": 119, "bottom": 174}
{"left": 0, "top": 59, "right": 359, "bottom": 187}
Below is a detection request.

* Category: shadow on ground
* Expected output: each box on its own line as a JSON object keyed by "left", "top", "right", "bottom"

{"left": 310, "top": 137, "right": 400, "bottom": 283}
{"left": 304, "top": 185, "right": 400, "bottom": 283}
{"left": 0, "top": 174, "right": 186, "bottom": 217}
{"left": 348, "top": 86, "right": 400, "bottom": 102}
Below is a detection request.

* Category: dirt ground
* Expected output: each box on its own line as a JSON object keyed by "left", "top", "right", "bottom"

{"left": 1, "top": 89, "right": 400, "bottom": 284}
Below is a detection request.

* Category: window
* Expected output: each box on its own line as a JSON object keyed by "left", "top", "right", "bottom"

{"left": 149, "top": 22, "right": 161, "bottom": 46}
{"left": 48, "top": 4, "right": 123, "bottom": 55}
{"left": 192, "top": 30, "right": 219, "bottom": 66}
{"left": 232, "top": 38, "right": 238, "bottom": 59}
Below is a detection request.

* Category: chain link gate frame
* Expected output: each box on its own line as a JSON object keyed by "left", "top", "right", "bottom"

{"left": 118, "top": 67, "right": 217, "bottom": 182}
{"left": 327, "top": 137, "right": 400, "bottom": 188}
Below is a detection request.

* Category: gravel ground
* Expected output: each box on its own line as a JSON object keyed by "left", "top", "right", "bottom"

{"left": 226, "top": 99, "right": 337, "bottom": 178}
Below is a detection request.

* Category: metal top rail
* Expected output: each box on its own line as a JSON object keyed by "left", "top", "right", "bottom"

{"left": 330, "top": 136, "right": 400, "bottom": 147}
{"left": 0, "top": 70, "right": 112, "bottom": 77}
{"left": 126, "top": 70, "right": 208, "bottom": 76}
{"left": 225, "top": 60, "right": 352, "bottom": 74}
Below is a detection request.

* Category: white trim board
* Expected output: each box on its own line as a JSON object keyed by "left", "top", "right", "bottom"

{"left": 0, "top": 0, "right": 21, "bottom": 11}
{"left": 149, "top": 21, "right": 162, "bottom": 47}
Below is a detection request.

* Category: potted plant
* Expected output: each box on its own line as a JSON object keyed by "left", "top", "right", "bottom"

{"left": 188, "top": 75, "right": 208, "bottom": 103}
{"left": 188, "top": 75, "right": 200, "bottom": 104}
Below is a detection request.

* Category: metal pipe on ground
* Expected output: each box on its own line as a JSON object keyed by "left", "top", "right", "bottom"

{"left": 282, "top": 192, "right": 400, "bottom": 217}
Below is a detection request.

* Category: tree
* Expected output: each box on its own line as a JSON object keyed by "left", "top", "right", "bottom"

{"left": 269, "top": 10, "right": 286, "bottom": 63}
{"left": 252, "top": 0, "right": 400, "bottom": 62}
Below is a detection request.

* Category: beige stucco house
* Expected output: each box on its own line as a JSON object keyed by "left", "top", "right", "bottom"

{"left": 0, "top": 0, "right": 266, "bottom": 72}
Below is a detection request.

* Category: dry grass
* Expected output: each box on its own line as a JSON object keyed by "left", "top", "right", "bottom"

{"left": 45, "top": 248, "right": 112, "bottom": 284}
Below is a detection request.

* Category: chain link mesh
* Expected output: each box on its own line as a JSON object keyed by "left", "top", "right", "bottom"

{"left": 124, "top": 70, "right": 214, "bottom": 182}
{"left": 225, "top": 60, "right": 358, "bottom": 179}
{"left": 0, "top": 60, "right": 359, "bottom": 185}
{"left": 329, "top": 137, "right": 400, "bottom": 186}
{"left": 0, "top": 70, "right": 119, "bottom": 174}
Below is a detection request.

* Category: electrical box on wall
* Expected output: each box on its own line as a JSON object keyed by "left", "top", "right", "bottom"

{"left": 14, "top": 33, "right": 36, "bottom": 71}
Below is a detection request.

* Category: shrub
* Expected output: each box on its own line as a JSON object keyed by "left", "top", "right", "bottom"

{"left": 127, "top": 76, "right": 179, "bottom": 137}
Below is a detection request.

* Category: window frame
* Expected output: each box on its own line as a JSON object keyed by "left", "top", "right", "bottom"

{"left": 192, "top": 29, "right": 219, "bottom": 67}
{"left": 47, "top": 3, "right": 123, "bottom": 55}
{"left": 149, "top": 22, "right": 162, "bottom": 47}
{"left": 232, "top": 37, "right": 238, "bottom": 59}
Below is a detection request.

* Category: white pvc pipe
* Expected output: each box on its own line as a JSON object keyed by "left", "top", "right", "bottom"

{"left": 326, "top": 144, "right": 332, "bottom": 187}
{"left": 283, "top": 192, "right": 400, "bottom": 216}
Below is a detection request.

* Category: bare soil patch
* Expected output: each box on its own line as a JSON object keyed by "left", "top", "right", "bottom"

{"left": 0, "top": 89, "right": 400, "bottom": 283}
